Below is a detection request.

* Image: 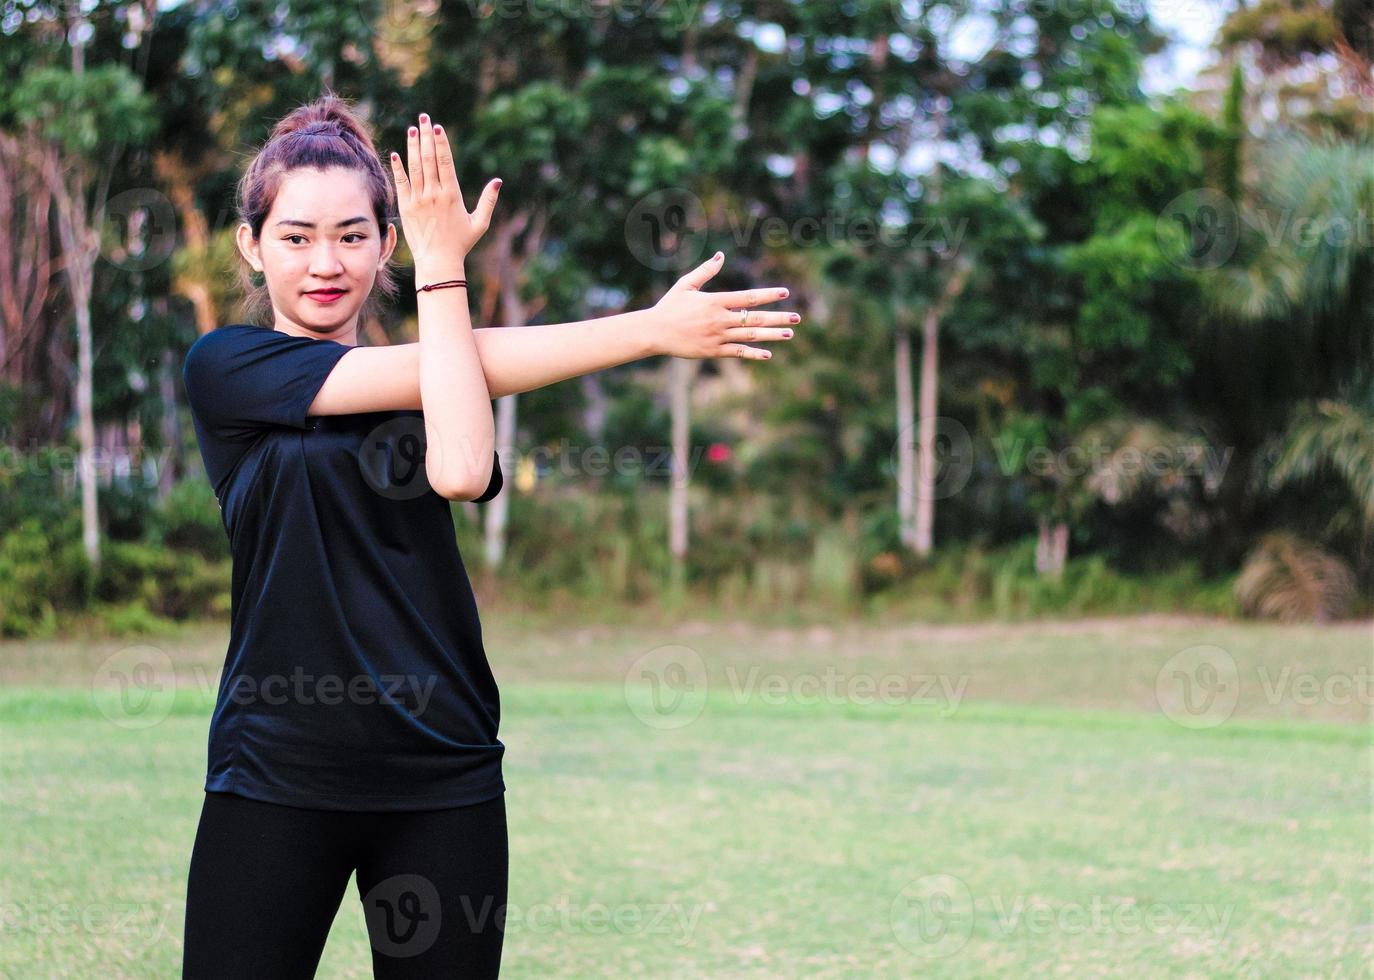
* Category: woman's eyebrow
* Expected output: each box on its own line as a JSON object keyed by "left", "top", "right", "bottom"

{"left": 275, "top": 216, "right": 370, "bottom": 229}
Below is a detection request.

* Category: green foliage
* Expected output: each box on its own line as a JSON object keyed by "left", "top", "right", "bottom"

{"left": 1235, "top": 531, "right": 1358, "bottom": 622}
{"left": 7, "top": 65, "right": 155, "bottom": 155}
{"left": 94, "top": 541, "right": 231, "bottom": 622}
{"left": 876, "top": 537, "right": 1240, "bottom": 621}
{"left": 2, "top": 0, "right": 1368, "bottom": 632}
{"left": 148, "top": 479, "right": 229, "bottom": 560}
{"left": 0, "top": 520, "right": 66, "bottom": 638}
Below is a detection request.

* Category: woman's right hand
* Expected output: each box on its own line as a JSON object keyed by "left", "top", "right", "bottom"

{"left": 388, "top": 112, "right": 501, "bottom": 275}
{"left": 649, "top": 252, "right": 799, "bottom": 360}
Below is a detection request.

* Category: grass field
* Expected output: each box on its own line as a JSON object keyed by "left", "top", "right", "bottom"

{"left": 2, "top": 614, "right": 1371, "bottom": 977}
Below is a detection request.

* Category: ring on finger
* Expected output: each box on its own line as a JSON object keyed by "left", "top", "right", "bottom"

{"left": 739, "top": 309, "right": 748, "bottom": 327}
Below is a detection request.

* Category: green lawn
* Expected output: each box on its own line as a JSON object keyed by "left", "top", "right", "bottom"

{"left": 2, "top": 616, "right": 1371, "bottom": 977}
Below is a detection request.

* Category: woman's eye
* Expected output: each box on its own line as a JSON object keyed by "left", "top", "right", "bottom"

{"left": 343, "top": 233, "right": 365, "bottom": 243}
{"left": 286, "top": 235, "right": 306, "bottom": 244}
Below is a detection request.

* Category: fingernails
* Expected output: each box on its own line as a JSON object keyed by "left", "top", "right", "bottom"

{"left": 420, "top": 113, "right": 429, "bottom": 124}
{"left": 778, "top": 289, "right": 789, "bottom": 298}
{"left": 783, "top": 330, "right": 793, "bottom": 338}
{"left": 790, "top": 313, "right": 800, "bottom": 323}
{"left": 408, "top": 126, "right": 417, "bottom": 137}
{"left": 433, "top": 124, "right": 442, "bottom": 134}
{"left": 764, "top": 351, "right": 772, "bottom": 358}
{"left": 714, "top": 251, "right": 723, "bottom": 261}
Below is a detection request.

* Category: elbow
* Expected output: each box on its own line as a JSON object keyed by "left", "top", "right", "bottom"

{"left": 428, "top": 450, "right": 502, "bottom": 502}
{"left": 429, "top": 465, "right": 498, "bottom": 502}
{"left": 430, "top": 476, "right": 485, "bottom": 502}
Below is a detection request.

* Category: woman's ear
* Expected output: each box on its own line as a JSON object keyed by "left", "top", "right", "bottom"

{"left": 379, "top": 222, "right": 398, "bottom": 268}
{"left": 236, "top": 222, "right": 264, "bottom": 273}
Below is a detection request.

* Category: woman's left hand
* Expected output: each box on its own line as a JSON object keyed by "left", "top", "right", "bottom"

{"left": 389, "top": 112, "right": 500, "bottom": 273}
{"left": 648, "top": 252, "right": 800, "bottom": 360}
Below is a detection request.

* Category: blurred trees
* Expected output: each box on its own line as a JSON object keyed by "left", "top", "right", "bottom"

{"left": 0, "top": 0, "right": 1368, "bottom": 622}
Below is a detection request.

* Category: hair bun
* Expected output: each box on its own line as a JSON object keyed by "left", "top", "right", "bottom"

{"left": 298, "top": 120, "right": 339, "bottom": 137}
{"left": 269, "top": 91, "right": 373, "bottom": 148}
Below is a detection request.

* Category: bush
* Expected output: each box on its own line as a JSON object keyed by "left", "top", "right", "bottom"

{"left": 98, "top": 599, "right": 182, "bottom": 638}
{"left": 95, "top": 540, "right": 231, "bottom": 621}
{"left": 1235, "top": 531, "right": 1358, "bottom": 622}
{"left": 0, "top": 517, "right": 102, "bottom": 638}
{"left": 150, "top": 479, "right": 228, "bottom": 560}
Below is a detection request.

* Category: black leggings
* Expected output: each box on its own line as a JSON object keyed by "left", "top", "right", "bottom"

{"left": 182, "top": 790, "right": 508, "bottom": 979}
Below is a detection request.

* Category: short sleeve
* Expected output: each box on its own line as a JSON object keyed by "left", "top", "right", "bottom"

{"left": 183, "top": 325, "right": 353, "bottom": 437}
{"left": 473, "top": 451, "right": 503, "bottom": 502}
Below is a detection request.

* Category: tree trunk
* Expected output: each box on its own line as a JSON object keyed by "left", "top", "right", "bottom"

{"left": 158, "top": 345, "right": 179, "bottom": 500}
{"left": 580, "top": 372, "right": 608, "bottom": 442}
{"left": 1035, "top": 516, "right": 1069, "bottom": 579}
{"left": 913, "top": 104, "right": 947, "bottom": 558}
{"left": 668, "top": 355, "right": 696, "bottom": 602}
{"left": 480, "top": 210, "right": 546, "bottom": 570}
{"left": 483, "top": 392, "right": 518, "bottom": 569}
{"left": 913, "top": 300, "right": 940, "bottom": 557}
{"left": 895, "top": 326, "right": 916, "bottom": 550}
{"left": 48, "top": 149, "right": 100, "bottom": 569}
{"left": 483, "top": 248, "right": 522, "bottom": 571}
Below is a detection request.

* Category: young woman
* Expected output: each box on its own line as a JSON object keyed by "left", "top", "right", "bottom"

{"left": 180, "top": 91, "right": 798, "bottom": 978}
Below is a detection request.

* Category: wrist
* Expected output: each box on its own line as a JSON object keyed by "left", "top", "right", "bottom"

{"left": 414, "top": 262, "right": 467, "bottom": 289}
{"left": 631, "top": 306, "right": 667, "bottom": 357}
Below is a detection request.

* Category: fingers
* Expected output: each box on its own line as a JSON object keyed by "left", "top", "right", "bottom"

{"left": 472, "top": 178, "right": 502, "bottom": 233}
{"left": 711, "top": 285, "right": 792, "bottom": 307}
{"left": 417, "top": 113, "right": 440, "bottom": 194}
{"left": 431, "top": 121, "right": 463, "bottom": 200}
{"left": 676, "top": 251, "right": 725, "bottom": 291}
{"left": 405, "top": 123, "right": 422, "bottom": 196}
{"left": 721, "top": 316, "right": 797, "bottom": 361}
{"left": 722, "top": 319, "right": 797, "bottom": 342}
{"left": 724, "top": 343, "right": 773, "bottom": 360}
{"left": 389, "top": 149, "right": 410, "bottom": 202}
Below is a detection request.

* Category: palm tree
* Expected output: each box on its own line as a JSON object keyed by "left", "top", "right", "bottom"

{"left": 1203, "top": 135, "right": 1374, "bottom": 616}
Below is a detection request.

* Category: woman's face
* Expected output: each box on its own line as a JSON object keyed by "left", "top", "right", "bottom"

{"left": 238, "top": 166, "right": 396, "bottom": 342}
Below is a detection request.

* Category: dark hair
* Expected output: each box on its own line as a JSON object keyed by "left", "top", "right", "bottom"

{"left": 235, "top": 89, "right": 397, "bottom": 326}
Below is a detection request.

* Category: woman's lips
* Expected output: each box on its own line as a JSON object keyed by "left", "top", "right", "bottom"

{"left": 306, "top": 290, "right": 346, "bottom": 304}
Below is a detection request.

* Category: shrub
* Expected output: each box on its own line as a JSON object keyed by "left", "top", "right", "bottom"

{"left": 150, "top": 479, "right": 228, "bottom": 560}
{"left": 1235, "top": 531, "right": 1358, "bottom": 622}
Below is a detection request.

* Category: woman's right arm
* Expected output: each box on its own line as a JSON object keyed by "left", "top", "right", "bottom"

{"left": 307, "top": 263, "right": 798, "bottom": 412}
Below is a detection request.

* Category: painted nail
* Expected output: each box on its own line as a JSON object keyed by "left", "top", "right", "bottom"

{"left": 784, "top": 330, "right": 793, "bottom": 338}
{"left": 434, "top": 124, "right": 443, "bottom": 134}
{"left": 778, "top": 289, "right": 789, "bottom": 298}
{"left": 420, "top": 113, "right": 429, "bottom": 123}
{"left": 790, "top": 314, "right": 800, "bottom": 323}
{"left": 764, "top": 351, "right": 772, "bottom": 358}
{"left": 408, "top": 127, "right": 417, "bottom": 137}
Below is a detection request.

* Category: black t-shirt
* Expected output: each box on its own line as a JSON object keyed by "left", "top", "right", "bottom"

{"left": 182, "top": 323, "right": 504, "bottom": 811}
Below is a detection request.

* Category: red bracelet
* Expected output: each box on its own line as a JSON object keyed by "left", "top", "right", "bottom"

{"left": 417, "top": 279, "right": 467, "bottom": 292}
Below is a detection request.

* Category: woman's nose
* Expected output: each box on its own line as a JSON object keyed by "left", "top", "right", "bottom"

{"left": 309, "top": 244, "right": 345, "bottom": 275}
